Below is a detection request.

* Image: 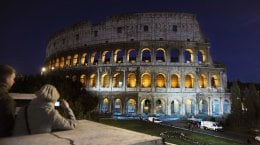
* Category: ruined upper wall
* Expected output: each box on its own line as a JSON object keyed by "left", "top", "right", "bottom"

{"left": 46, "top": 12, "right": 206, "bottom": 57}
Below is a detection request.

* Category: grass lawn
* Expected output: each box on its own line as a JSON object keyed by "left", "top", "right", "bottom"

{"left": 99, "top": 119, "right": 242, "bottom": 145}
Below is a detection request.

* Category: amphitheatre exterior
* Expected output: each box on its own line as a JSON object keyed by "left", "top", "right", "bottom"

{"left": 44, "top": 12, "right": 230, "bottom": 117}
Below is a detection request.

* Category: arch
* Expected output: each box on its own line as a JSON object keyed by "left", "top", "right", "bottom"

{"left": 113, "top": 72, "right": 123, "bottom": 88}
{"left": 199, "top": 74, "right": 207, "bottom": 88}
{"left": 72, "top": 75, "right": 77, "bottom": 82}
{"left": 211, "top": 75, "right": 219, "bottom": 88}
{"left": 102, "top": 51, "right": 111, "bottom": 64}
{"left": 73, "top": 54, "right": 78, "bottom": 65}
{"left": 114, "top": 98, "right": 122, "bottom": 114}
{"left": 126, "top": 99, "right": 137, "bottom": 114}
{"left": 141, "top": 99, "right": 151, "bottom": 114}
{"left": 185, "top": 74, "right": 194, "bottom": 88}
{"left": 127, "top": 49, "right": 137, "bottom": 63}
{"left": 55, "top": 58, "right": 60, "bottom": 68}
{"left": 212, "top": 99, "right": 220, "bottom": 115}
{"left": 171, "top": 100, "right": 181, "bottom": 115}
{"left": 101, "top": 73, "right": 110, "bottom": 88}
{"left": 141, "top": 48, "right": 151, "bottom": 62}
{"left": 156, "top": 48, "right": 166, "bottom": 62}
{"left": 65, "top": 55, "right": 71, "bottom": 66}
{"left": 60, "top": 57, "right": 65, "bottom": 68}
{"left": 186, "top": 99, "right": 195, "bottom": 115}
{"left": 80, "top": 74, "right": 87, "bottom": 87}
{"left": 91, "top": 52, "right": 99, "bottom": 65}
{"left": 114, "top": 49, "right": 123, "bottom": 63}
{"left": 170, "top": 49, "right": 180, "bottom": 62}
{"left": 155, "top": 99, "right": 166, "bottom": 114}
{"left": 141, "top": 73, "right": 151, "bottom": 88}
{"left": 156, "top": 73, "right": 166, "bottom": 88}
{"left": 90, "top": 74, "right": 97, "bottom": 88}
{"left": 184, "top": 49, "right": 194, "bottom": 63}
{"left": 198, "top": 50, "right": 207, "bottom": 63}
{"left": 101, "top": 98, "right": 109, "bottom": 113}
{"left": 81, "top": 53, "right": 88, "bottom": 65}
{"left": 199, "top": 99, "right": 208, "bottom": 114}
{"left": 127, "top": 73, "right": 137, "bottom": 88}
{"left": 223, "top": 99, "right": 230, "bottom": 114}
{"left": 171, "top": 74, "right": 180, "bottom": 88}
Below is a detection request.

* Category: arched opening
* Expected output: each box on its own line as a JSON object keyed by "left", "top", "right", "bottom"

{"left": 171, "top": 100, "right": 180, "bottom": 115}
{"left": 184, "top": 49, "right": 194, "bottom": 63}
{"left": 126, "top": 99, "right": 136, "bottom": 114}
{"left": 72, "top": 75, "right": 77, "bottom": 82}
{"left": 142, "top": 99, "right": 151, "bottom": 114}
{"left": 223, "top": 99, "right": 230, "bottom": 114}
{"left": 156, "top": 73, "right": 166, "bottom": 88}
{"left": 90, "top": 74, "right": 96, "bottom": 88}
{"left": 127, "top": 73, "right": 137, "bottom": 88}
{"left": 113, "top": 72, "right": 123, "bottom": 88}
{"left": 198, "top": 50, "right": 206, "bottom": 63}
{"left": 199, "top": 74, "right": 207, "bottom": 88}
{"left": 211, "top": 75, "right": 219, "bottom": 88}
{"left": 81, "top": 53, "right": 88, "bottom": 65}
{"left": 114, "top": 49, "right": 123, "bottom": 63}
{"left": 80, "top": 74, "right": 87, "bottom": 87}
{"left": 73, "top": 54, "right": 78, "bottom": 66}
{"left": 127, "top": 49, "right": 137, "bottom": 63}
{"left": 156, "top": 48, "right": 166, "bottom": 62}
{"left": 186, "top": 99, "right": 195, "bottom": 115}
{"left": 185, "top": 74, "right": 194, "bottom": 88}
{"left": 212, "top": 99, "right": 220, "bottom": 115}
{"left": 171, "top": 49, "right": 179, "bottom": 62}
{"left": 171, "top": 74, "right": 180, "bottom": 88}
{"left": 141, "top": 73, "right": 151, "bottom": 88}
{"left": 101, "top": 98, "right": 109, "bottom": 113}
{"left": 199, "top": 100, "right": 208, "bottom": 114}
{"left": 102, "top": 51, "right": 111, "bottom": 64}
{"left": 114, "top": 98, "right": 122, "bottom": 114}
{"left": 155, "top": 99, "right": 165, "bottom": 114}
{"left": 91, "top": 52, "right": 99, "bottom": 65}
{"left": 65, "top": 56, "right": 71, "bottom": 66}
{"left": 60, "top": 57, "right": 65, "bottom": 68}
{"left": 141, "top": 48, "right": 151, "bottom": 62}
{"left": 101, "top": 73, "right": 110, "bottom": 88}
{"left": 55, "top": 58, "right": 60, "bottom": 68}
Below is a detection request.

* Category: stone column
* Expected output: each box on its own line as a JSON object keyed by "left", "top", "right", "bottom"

{"left": 219, "top": 97, "right": 223, "bottom": 115}
{"left": 208, "top": 97, "right": 211, "bottom": 116}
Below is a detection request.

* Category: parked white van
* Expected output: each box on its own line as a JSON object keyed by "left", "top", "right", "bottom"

{"left": 200, "top": 121, "right": 223, "bottom": 131}
{"left": 148, "top": 117, "right": 162, "bottom": 123}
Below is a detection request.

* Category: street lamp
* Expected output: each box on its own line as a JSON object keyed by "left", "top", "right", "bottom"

{"left": 41, "top": 67, "right": 46, "bottom": 75}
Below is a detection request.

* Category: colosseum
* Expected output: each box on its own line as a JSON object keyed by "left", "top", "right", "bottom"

{"left": 43, "top": 12, "right": 230, "bottom": 118}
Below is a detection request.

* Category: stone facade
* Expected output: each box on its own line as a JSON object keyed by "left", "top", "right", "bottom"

{"left": 44, "top": 12, "right": 230, "bottom": 117}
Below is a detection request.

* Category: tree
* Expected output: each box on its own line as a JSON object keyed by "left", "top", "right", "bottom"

{"left": 229, "top": 81, "right": 242, "bottom": 126}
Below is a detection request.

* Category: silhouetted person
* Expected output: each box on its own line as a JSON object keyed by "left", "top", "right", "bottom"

{"left": 0, "top": 64, "right": 16, "bottom": 137}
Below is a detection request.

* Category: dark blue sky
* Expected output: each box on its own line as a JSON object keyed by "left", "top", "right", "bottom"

{"left": 1, "top": 0, "right": 260, "bottom": 83}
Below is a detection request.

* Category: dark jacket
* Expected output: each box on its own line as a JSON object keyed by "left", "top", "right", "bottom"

{"left": 0, "top": 83, "right": 15, "bottom": 137}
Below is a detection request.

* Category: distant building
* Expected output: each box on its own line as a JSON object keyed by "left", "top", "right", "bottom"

{"left": 43, "top": 12, "right": 230, "bottom": 117}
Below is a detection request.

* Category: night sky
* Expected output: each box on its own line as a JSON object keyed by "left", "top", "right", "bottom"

{"left": 1, "top": 0, "right": 260, "bottom": 83}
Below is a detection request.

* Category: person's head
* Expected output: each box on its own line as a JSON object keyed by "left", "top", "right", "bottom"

{"left": 0, "top": 64, "right": 16, "bottom": 89}
{"left": 35, "top": 84, "right": 60, "bottom": 102}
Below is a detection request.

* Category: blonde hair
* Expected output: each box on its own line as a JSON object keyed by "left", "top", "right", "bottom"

{"left": 35, "top": 84, "right": 60, "bottom": 102}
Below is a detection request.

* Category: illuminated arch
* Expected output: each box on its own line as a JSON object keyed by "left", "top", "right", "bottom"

{"left": 156, "top": 48, "right": 166, "bottom": 62}
{"left": 126, "top": 99, "right": 137, "bottom": 114}
{"left": 170, "top": 49, "right": 180, "bottom": 62}
{"left": 127, "top": 49, "right": 137, "bottom": 63}
{"left": 198, "top": 50, "right": 207, "bottom": 63}
{"left": 171, "top": 100, "right": 181, "bottom": 114}
{"left": 141, "top": 73, "right": 151, "bottom": 88}
{"left": 101, "top": 73, "right": 110, "bottom": 88}
{"left": 90, "top": 74, "right": 97, "bottom": 88}
{"left": 185, "top": 74, "right": 194, "bottom": 88}
{"left": 114, "top": 98, "right": 122, "bottom": 114}
{"left": 156, "top": 73, "right": 166, "bottom": 88}
{"left": 81, "top": 53, "right": 87, "bottom": 65}
{"left": 171, "top": 74, "right": 180, "bottom": 88}
{"left": 141, "top": 99, "right": 151, "bottom": 114}
{"left": 223, "top": 99, "right": 230, "bottom": 114}
{"left": 55, "top": 58, "right": 60, "bottom": 68}
{"left": 65, "top": 55, "right": 71, "bottom": 66}
{"left": 114, "top": 49, "right": 123, "bottom": 63}
{"left": 102, "top": 51, "right": 111, "bottom": 64}
{"left": 186, "top": 99, "right": 195, "bottom": 115}
{"left": 113, "top": 72, "right": 123, "bottom": 88}
{"left": 141, "top": 48, "right": 151, "bottom": 62}
{"left": 199, "top": 74, "right": 207, "bottom": 88}
{"left": 60, "top": 57, "right": 65, "bottom": 68}
{"left": 211, "top": 75, "right": 219, "bottom": 88}
{"left": 91, "top": 52, "right": 99, "bottom": 65}
{"left": 184, "top": 49, "right": 194, "bottom": 63}
{"left": 80, "top": 74, "right": 87, "bottom": 87}
{"left": 127, "top": 73, "right": 137, "bottom": 88}
{"left": 199, "top": 99, "right": 208, "bottom": 114}
{"left": 101, "top": 98, "right": 109, "bottom": 113}
{"left": 212, "top": 99, "right": 220, "bottom": 115}
{"left": 155, "top": 99, "right": 166, "bottom": 114}
{"left": 73, "top": 54, "right": 78, "bottom": 65}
